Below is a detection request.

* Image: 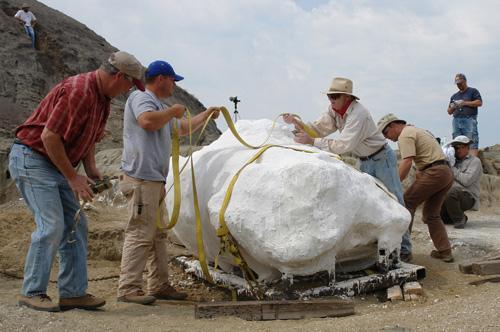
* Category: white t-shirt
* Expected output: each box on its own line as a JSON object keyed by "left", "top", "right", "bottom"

{"left": 15, "top": 10, "right": 36, "bottom": 27}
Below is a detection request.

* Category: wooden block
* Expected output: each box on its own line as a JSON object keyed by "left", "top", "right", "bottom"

{"left": 387, "top": 286, "right": 403, "bottom": 301}
{"left": 403, "top": 282, "right": 424, "bottom": 296}
{"left": 194, "top": 298, "right": 355, "bottom": 321}
{"left": 471, "top": 260, "right": 500, "bottom": 275}
{"left": 459, "top": 263, "right": 474, "bottom": 274}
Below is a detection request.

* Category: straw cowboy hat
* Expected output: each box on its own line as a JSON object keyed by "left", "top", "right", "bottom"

{"left": 323, "top": 77, "right": 359, "bottom": 100}
{"left": 21, "top": 3, "right": 30, "bottom": 8}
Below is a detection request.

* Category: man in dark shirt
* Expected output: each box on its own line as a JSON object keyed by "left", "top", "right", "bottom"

{"left": 447, "top": 73, "right": 482, "bottom": 156}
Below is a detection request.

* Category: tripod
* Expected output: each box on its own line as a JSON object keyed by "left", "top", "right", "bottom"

{"left": 229, "top": 96, "right": 241, "bottom": 122}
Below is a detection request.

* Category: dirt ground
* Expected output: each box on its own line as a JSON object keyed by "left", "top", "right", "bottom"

{"left": 0, "top": 199, "right": 500, "bottom": 331}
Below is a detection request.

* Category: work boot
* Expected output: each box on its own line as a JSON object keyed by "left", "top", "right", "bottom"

{"left": 117, "top": 290, "right": 156, "bottom": 305}
{"left": 17, "top": 294, "right": 60, "bottom": 312}
{"left": 400, "top": 252, "right": 413, "bottom": 263}
{"left": 149, "top": 284, "right": 187, "bottom": 300}
{"left": 59, "top": 294, "right": 106, "bottom": 311}
{"left": 454, "top": 215, "right": 468, "bottom": 229}
{"left": 430, "top": 249, "right": 454, "bottom": 263}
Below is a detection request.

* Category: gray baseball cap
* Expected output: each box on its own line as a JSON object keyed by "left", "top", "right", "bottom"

{"left": 108, "top": 51, "right": 145, "bottom": 91}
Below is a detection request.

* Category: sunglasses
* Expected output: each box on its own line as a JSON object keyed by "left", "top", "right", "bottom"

{"left": 382, "top": 125, "right": 390, "bottom": 136}
{"left": 327, "top": 94, "right": 342, "bottom": 101}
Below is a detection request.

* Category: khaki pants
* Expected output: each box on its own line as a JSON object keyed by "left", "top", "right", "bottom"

{"left": 404, "top": 165, "right": 453, "bottom": 252}
{"left": 117, "top": 174, "right": 170, "bottom": 297}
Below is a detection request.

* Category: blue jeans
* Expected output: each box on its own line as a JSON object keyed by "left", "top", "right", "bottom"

{"left": 8, "top": 144, "right": 88, "bottom": 298}
{"left": 453, "top": 116, "right": 478, "bottom": 149}
{"left": 360, "top": 144, "right": 412, "bottom": 255}
{"left": 24, "top": 25, "right": 36, "bottom": 49}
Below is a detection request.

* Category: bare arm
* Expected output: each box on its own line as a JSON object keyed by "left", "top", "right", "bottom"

{"left": 399, "top": 157, "right": 414, "bottom": 181}
{"left": 137, "top": 104, "right": 185, "bottom": 131}
{"left": 82, "top": 144, "right": 102, "bottom": 181}
{"left": 463, "top": 99, "right": 482, "bottom": 108}
{"left": 178, "top": 107, "right": 220, "bottom": 136}
{"left": 41, "top": 127, "right": 94, "bottom": 201}
{"left": 447, "top": 104, "right": 455, "bottom": 115}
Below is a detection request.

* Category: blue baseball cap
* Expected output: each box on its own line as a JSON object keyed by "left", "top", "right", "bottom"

{"left": 145, "top": 60, "right": 184, "bottom": 81}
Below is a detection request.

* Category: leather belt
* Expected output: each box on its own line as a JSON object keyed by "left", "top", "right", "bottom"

{"left": 13, "top": 138, "right": 30, "bottom": 148}
{"left": 359, "top": 144, "right": 386, "bottom": 161}
{"left": 420, "top": 160, "right": 449, "bottom": 171}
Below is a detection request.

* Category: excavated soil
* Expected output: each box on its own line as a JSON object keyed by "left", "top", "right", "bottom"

{"left": 0, "top": 199, "right": 500, "bottom": 331}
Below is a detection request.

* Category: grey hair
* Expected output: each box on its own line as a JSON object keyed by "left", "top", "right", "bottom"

{"left": 100, "top": 61, "right": 120, "bottom": 75}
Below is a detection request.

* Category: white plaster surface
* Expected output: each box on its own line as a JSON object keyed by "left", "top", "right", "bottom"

{"left": 167, "top": 119, "right": 411, "bottom": 281}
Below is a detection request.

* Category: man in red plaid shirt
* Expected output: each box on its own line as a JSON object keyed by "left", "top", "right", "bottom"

{"left": 9, "top": 51, "right": 144, "bottom": 312}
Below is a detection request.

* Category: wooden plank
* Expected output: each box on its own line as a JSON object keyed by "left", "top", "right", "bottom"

{"left": 459, "top": 256, "right": 500, "bottom": 274}
{"left": 471, "top": 260, "right": 500, "bottom": 275}
{"left": 469, "top": 276, "right": 500, "bottom": 286}
{"left": 195, "top": 298, "right": 355, "bottom": 320}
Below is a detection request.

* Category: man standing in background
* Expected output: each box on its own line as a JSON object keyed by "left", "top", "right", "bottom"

{"left": 14, "top": 3, "right": 37, "bottom": 49}
{"left": 447, "top": 73, "right": 482, "bottom": 156}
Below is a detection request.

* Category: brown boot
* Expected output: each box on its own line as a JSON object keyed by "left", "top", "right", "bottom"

{"left": 149, "top": 284, "right": 187, "bottom": 300}
{"left": 59, "top": 294, "right": 106, "bottom": 311}
{"left": 430, "top": 249, "right": 454, "bottom": 263}
{"left": 117, "top": 290, "right": 156, "bottom": 305}
{"left": 18, "top": 294, "right": 60, "bottom": 312}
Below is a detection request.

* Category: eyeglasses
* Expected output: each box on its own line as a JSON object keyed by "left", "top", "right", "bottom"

{"left": 123, "top": 73, "right": 133, "bottom": 82}
{"left": 327, "top": 94, "right": 342, "bottom": 101}
{"left": 382, "top": 126, "right": 390, "bottom": 136}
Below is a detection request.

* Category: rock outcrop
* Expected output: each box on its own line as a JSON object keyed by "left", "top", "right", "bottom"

{"left": 0, "top": 0, "right": 221, "bottom": 203}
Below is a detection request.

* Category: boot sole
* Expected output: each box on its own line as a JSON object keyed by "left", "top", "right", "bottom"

{"left": 17, "top": 300, "right": 60, "bottom": 312}
{"left": 117, "top": 297, "right": 156, "bottom": 305}
{"left": 59, "top": 301, "right": 106, "bottom": 311}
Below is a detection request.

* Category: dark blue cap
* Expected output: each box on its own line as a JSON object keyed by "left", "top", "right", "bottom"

{"left": 145, "top": 60, "right": 184, "bottom": 81}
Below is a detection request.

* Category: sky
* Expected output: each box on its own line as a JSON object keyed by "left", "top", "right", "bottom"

{"left": 41, "top": 0, "right": 500, "bottom": 147}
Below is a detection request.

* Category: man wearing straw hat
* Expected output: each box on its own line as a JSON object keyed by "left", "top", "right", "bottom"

{"left": 282, "top": 77, "right": 412, "bottom": 262}
{"left": 14, "top": 3, "right": 37, "bottom": 49}
{"left": 377, "top": 114, "right": 454, "bottom": 262}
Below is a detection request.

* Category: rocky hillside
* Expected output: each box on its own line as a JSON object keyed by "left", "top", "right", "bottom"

{"left": 0, "top": 0, "right": 221, "bottom": 203}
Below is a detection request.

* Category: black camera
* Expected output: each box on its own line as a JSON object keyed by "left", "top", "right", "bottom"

{"left": 229, "top": 96, "right": 241, "bottom": 103}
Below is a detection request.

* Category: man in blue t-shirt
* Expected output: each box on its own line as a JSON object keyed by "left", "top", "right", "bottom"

{"left": 117, "top": 60, "right": 220, "bottom": 305}
{"left": 447, "top": 73, "right": 482, "bottom": 156}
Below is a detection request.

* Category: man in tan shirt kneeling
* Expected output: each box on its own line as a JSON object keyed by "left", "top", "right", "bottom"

{"left": 378, "top": 114, "right": 454, "bottom": 262}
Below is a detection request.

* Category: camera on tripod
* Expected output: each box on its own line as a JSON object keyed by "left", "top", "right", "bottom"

{"left": 229, "top": 96, "right": 241, "bottom": 122}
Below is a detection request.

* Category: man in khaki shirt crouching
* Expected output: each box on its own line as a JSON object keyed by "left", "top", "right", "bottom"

{"left": 378, "top": 114, "right": 454, "bottom": 262}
